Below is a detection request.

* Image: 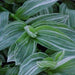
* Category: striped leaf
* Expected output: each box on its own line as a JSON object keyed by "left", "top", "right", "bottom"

{"left": 7, "top": 44, "right": 16, "bottom": 62}
{"left": 55, "top": 56, "right": 75, "bottom": 75}
{"left": 0, "top": 21, "right": 26, "bottom": 50}
{"left": 0, "top": 12, "right": 9, "bottom": 42}
{"left": 14, "top": 32, "right": 37, "bottom": 65}
{"left": 6, "top": 66, "right": 19, "bottom": 75}
{"left": 26, "top": 13, "right": 69, "bottom": 24}
{"left": 55, "top": 51, "right": 65, "bottom": 62}
{"left": 15, "top": 0, "right": 58, "bottom": 20}
{"left": 64, "top": 51, "right": 75, "bottom": 57}
{"left": 37, "top": 61, "right": 56, "bottom": 69}
{"left": 32, "top": 21, "right": 75, "bottom": 41}
{"left": 35, "top": 25, "right": 75, "bottom": 51}
{"left": 60, "top": 3, "right": 75, "bottom": 29}
{"left": 18, "top": 52, "right": 48, "bottom": 75}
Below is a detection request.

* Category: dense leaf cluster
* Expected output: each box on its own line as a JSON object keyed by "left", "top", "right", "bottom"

{"left": 0, "top": 0, "right": 75, "bottom": 75}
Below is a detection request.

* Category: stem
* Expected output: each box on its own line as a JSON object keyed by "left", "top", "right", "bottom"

{"left": 0, "top": 6, "right": 20, "bottom": 21}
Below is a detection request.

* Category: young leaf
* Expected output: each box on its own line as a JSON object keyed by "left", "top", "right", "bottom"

{"left": 55, "top": 56, "right": 75, "bottom": 75}
{"left": 18, "top": 52, "right": 48, "bottom": 75}
{"left": 37, "top": 61, "right": 56, "bottom": 69}
{"left": 55, "top": 51, "right": 65, "bottom": 62}
{"left": 15, "top": 0, "right": 58, "bottom": 20}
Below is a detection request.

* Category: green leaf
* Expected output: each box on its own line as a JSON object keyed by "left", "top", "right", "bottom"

{"left": 35, "top": 25, "right": 75, "bottom": 51}
{"left": 35, "top": 6, "right": 54, "bottom": 16}
{"left": 32, "top": 20, "right": 67, "bottom": 28}
{"left": 55, "top": 51, "right": 65, "bottom": 62}
{"left": 37, "top": 61, "right": 56, "bottom": 69}
{"left": 43, "top": 57, "right": 53, "bottom": 61}
{"left": 60, "top": 3, "right": 75, "bottom": 29}
{"left": 18, "top": 52, "right": 48, "bottom": 75}
{"left": 0, "top": 67, "right": 8, "bottom": 75}
{"left": 64, "top": 51, "right": 75, "bottom": 57}
{"left": 53, "top": 73, "right": 62, "bottom": 75}
{"left": 15, "top": 0, "right": 58, "bottom": 20}
{"left": 0, "top": 21, "right": 26, "bottom": 50}
{"left": 7, "top": 44, "right": 16, "bottom": 62}
{"left": 32, "top": 21, "right": 75, "bottom": 41}
{"left": 55, "top": 56, "right": 75, "bottom": 75}
{"left": 0, "top": 12, "right": 9, "bottom": 42}
{"left": 6, "top": 66, "right": 19, "bottom": 75}
{"left": 26, "top": 13, "right": 69, "bottom": 24}
{"left": 14, "top": 32, "right": 37, "bottom": 65}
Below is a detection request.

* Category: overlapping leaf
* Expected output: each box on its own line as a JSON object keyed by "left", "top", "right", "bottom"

{"left": 0, "top": 21, "right": 26, "bottom": 50}
{"left": 18, "top": 52, "right": 48, "bottom": 75}
{"left": 7, "top": 22, "right": 75, "bottom": 64}
{"left": 15, "top": 0, "right": 58, "bottom": 20}
{"left": 32, "top": 21, "right": 75, "bottom": 41}
{"left": 10, "top": 32, "right": 37, "bottom": 65}
{"left": 26, "top": 13, "right": 69, "bottom": 24}
{"left": 55, "top": 56, "right": 75, "bottom": 75}
{"left": 35, "top": 25, "right": 75, "bottom": 51}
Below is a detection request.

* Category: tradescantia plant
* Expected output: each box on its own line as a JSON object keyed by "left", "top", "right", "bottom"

{"left": 0, "top": 0, "right": 75, "bottom": 75}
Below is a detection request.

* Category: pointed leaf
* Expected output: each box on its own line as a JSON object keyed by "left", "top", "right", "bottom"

{"left": 55, "top": 51, "right": 65, "bottom": 62}
{"left": 37, "top": 61, "right": 56, "bottom": 69}
{"left": 15, "top": 0, "right": 58, "bottom": 20}
{"left": 14, "top": 32, "right": 37, "bottom": 65}
{"left": 18, "top": 52, "right": 48, "bottom": 75}
{"left": 32, "top": 21, "right": 75, "bottom": 41}
{"left": 35, "top": 25, "right": 75, "bottom": 51}
{"left": 26, "top": 13, "right": 69, "bottom": 24}
{"left": 0, "top": 21, "right": 26, "bottom": 50}
{"left": 55, "top": 56, "right": 75, "bottom": 75}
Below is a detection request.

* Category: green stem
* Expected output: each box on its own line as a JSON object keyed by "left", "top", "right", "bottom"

{"left": 0, "top": 6, "right": 20, "bottom": 21}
